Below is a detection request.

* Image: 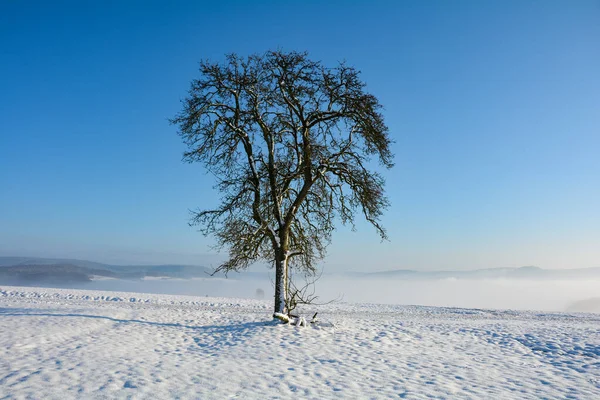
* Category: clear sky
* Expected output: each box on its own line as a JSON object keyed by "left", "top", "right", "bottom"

{"left": 1, "top": 0, "right": 598, "bottom": 271}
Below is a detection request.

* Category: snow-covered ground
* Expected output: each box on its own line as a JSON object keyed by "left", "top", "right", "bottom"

{"left": 1, "top": 286, "right": 599, "bottom": 399}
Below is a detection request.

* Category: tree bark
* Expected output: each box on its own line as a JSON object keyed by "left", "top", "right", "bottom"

{"left": 273, "top": 250, "right": 287, "bottom": 314}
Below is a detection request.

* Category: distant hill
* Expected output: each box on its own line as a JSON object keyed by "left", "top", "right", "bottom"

{"left": 0, "top": 256, "right": 108, "bottom": 269}
{"left": 343, "top": 265, "right": 600, "bottom": 280}
{"left": 0, "top": 257, "right": 213, "bottom": 283}
{"left": 2, "top": 257, "right": 599, "bottom": 284}
{"left": 0, "top": 264, "right": 97, "bottom": 285}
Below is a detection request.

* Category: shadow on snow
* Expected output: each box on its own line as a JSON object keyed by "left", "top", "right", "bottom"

{"left": 0, "top": 307, "right": 280, "bottom": 350}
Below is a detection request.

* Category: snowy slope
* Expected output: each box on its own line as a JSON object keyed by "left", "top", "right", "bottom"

{"left": 1, "top": 286, "right": 599, "bottom": 399}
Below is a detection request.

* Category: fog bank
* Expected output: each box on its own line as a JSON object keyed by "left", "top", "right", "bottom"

{"left": 316, "top": 277, "right": 600, "bottom": 312}
{"left": 54, "top": 276, "right": 600, "bottom": 313}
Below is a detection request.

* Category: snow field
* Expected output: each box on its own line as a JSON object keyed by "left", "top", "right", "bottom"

{"left": 0, "top": 285, "right": 599, "bottom": 399}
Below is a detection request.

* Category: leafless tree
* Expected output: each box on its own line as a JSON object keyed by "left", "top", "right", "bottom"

{"left": 171, "top": 50, "right": 393, "bottom": 317}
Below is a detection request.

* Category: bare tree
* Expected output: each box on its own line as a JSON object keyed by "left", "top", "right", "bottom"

{"left": 171, "top": 50, "right": 393, "bottom": 317}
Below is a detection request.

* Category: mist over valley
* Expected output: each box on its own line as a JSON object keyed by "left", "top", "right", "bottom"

{"left": 2, "top": 256, "right": 598, "bottom": 313}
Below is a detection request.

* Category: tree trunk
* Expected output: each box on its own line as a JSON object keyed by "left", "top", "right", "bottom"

{"left": 273, "top": 251, "right": 287, "bottom": 314}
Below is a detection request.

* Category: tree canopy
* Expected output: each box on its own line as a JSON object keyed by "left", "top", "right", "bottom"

{"left": 172, "top": 50, "right": 393, "bottom": 315}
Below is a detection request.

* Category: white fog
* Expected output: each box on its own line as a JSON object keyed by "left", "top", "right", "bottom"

{"left": 73, "top": 275, "right": 600, "bottom": 313}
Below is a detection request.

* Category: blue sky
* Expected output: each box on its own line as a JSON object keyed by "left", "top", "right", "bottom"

{"left": 1, "top": 0, "right": 598, "bottom": 271}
